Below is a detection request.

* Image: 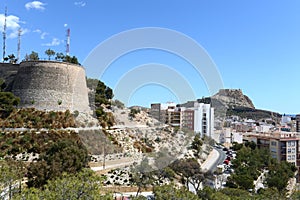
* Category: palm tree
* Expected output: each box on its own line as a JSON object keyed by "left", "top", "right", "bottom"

{"left": 45, "top": 49, "right": 55, "bottom": 60}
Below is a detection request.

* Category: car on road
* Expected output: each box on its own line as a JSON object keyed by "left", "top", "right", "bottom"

{"left": 223, "top": 159, "right": 229, "bottom": 165}
{"left": 223, "top": 147, "right": 228, "bottom": 151}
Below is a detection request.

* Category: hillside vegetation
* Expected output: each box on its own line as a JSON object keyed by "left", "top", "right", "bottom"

{"left": 0, "top": 130, "right": 81, "bottom": 159}
{"left": 226, "top": 106, "right": 281, "bottom": 121}
{"left": 0, "top": 108, "right": 76, "bottom": 129}
{"left": 86, "top": 78, "right": 115, "bottom": 127}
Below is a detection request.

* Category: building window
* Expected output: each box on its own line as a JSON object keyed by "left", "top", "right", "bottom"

{"left": 270, "top": 148, "right": 277, "bottom": 153}
{"left": 271, "top": 141, "right": 276, "bottom": 146}
{"left": 288, "top": 141, "right": 296, "bottom": 147}
{"left": 292, "top": 155, "right": 296, "bottom": 160}
{"left": 291, "top": 141, "right": 295, "bottom": 147}
{"left": 291, "top": 148, "right": 295, "bottom": 153}
{"left": 288, "top": 148, "right": 292, "bottom": 153}
{"left": 288, "top": 155, "right": 291, "bottom": 160}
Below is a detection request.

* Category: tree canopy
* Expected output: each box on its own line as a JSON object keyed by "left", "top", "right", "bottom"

{"left": 154, "top": 184, "right": 200, "bottom": 200}
{"left": 25, "top": 51, "right": 39, "bottom": 61}
{"left": 86, "top": 78, "right": 115, "bottom": 128}
{"left": 45, "top": 49, "right": 55, "bottom": 60}
{"left": 15, "top": 169, "right": 113, "bottom": 200}
{"left": 227, "top": 144, "right": 296, "bottom": 194}
{"left": 27, "top": 139, "right": 89, "bottom": 188}
{"left": 0, "top": 92, "right": 20, "bottom": 118}
{"left": 63, "top": 55, "right": 80, "bottom": 64}
{"left": 3, "top": 54, "right": 18, "bottom": 63}
{"left": 170, "top": 158, "right": 204, "bottom": 193}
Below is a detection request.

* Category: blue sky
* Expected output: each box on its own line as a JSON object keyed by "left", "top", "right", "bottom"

{"left": 0, "top": 0, "right": 300, "bottom": 114}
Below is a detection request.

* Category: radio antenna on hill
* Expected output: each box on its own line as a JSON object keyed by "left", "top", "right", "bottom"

{"left": 66, "top": 28, "right": 70, "bottom": 56}
{"left": 17, "top": 28, "right": 22, "bottom": 62}
{"left": 2, "top": 6, "right": 7, "bottom": 61}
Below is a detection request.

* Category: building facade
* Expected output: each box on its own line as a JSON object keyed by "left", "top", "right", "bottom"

{"left": 244, "top": 132, "right": 300, "bottom": 179}
{"left": 150, "top": 101, "right": 214, "bottom": 137}
{"left": 296, "top": 114, "right": 300, "bottom": 133}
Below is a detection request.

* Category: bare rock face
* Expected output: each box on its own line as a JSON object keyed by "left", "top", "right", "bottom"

{"left": 212, "top": 89, "right": 255, "bottom": 109}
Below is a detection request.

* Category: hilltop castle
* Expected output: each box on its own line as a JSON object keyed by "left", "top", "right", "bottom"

{"left": 0, "top": 60, "right": 90, "bottom": 113}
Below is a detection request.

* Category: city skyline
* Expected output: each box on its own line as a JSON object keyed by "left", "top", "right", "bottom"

{"left": 0, "top": 0, "right": 300, "bottom": 114}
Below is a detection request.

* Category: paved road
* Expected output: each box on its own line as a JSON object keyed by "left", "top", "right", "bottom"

{"left": 114, "top": 192, "right": 153, "bottom": 199}
{"left": 90, "top": 156, "right": 140, "bottom": 171}
{"left": 91, "top": 160, "right": 136, "bottom": 171}
{"left": 188, "top": 147, "right": 226, "bottom": 193}
{"left": 201, "top": 149, "right": 219, "bottom": 172}
{"left": 210, "top": 148, "right": 227, "bottom": 172}
{"left": 200, "top": 147, "right": 226, "bottom": 173}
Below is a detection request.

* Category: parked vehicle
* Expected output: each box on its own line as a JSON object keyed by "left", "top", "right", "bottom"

{"left": 223, "top": 159, "right": 229, "bottom": 165}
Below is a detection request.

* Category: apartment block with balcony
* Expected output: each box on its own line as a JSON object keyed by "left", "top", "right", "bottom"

{"left": 150, "top": 101, "right": 214, "bottom": 137}
{"left": 244, "top": 132, "right": 300, "bottom": 180}
{"left": 181, "top": 110, "right": 194, "bottom": 130}
{"left": 150, "top": 102, "right": 176, "bottom": 124}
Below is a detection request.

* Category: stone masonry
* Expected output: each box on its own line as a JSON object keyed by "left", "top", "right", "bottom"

{"left": 11, "top": 61, "right": 90, "bottom": 113}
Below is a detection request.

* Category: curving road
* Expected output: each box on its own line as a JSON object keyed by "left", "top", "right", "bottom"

{"left": 200, "top": 147, "right": 226, "bottom": 173}
{"left": 210, "top": 148, "right": 227, "bottom": 172}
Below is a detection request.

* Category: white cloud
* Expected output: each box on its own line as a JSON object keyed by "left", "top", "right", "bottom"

{"left": 33, "top": 29, "right": 48, "bottom": 39}
{"left": 25, "top": 1, "right": 46, "bottom": 10}
{"left": 21, "top": 29, "right": 30, "bottom": 36}
{"left": 8, "top": 31, "right": 18, "bottom": 39}
{"left": 40, "top": 32, "right": 48, "bottom": 39}
{"left": 42, "top": 38, "right": 60, "bottom": 46}
{"left": 64, "top": 23, "right": 68, "bottom": 27}
{"left": 74, "top": 1, "right": 86, "bottom": 7}
{"left": 0, "top": 14, "right": 20, "bottom": 30}
{"left": 0, "top": 14, "right": 28, "bottom": 39}
{"left": 33, "top": 29, "right": 41, "bottom": 33}
{"left": 8, "top": 28, "right": 29, "bottom": 39}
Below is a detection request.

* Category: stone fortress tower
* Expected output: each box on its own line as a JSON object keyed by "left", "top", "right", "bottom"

{"left": 11, "top": 61, "right": 90, "bottom": 113}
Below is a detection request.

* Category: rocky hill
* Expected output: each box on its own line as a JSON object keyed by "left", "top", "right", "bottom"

{"left": 198, "top": 89, "right": 281, "bottom": 121}
{"left": 212, "top": 89, "right": 255, "bottom": 109}
{"left": 226, "top": 106, "right": 281, "bottom": 121}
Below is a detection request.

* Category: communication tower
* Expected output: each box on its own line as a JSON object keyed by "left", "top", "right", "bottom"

{"left": 2, "top": 6, "right": 7, "bottom": 61}
{"left": 66, "top": 28, "right": 70, "bottom": 56}
{"left": 17, "top": 28, "right": 22, "bottom": 62}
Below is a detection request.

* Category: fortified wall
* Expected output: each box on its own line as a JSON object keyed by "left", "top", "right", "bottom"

{"left": 0, "top": 62, "right": 20, "bottom": 91}
{"left": 10, "top": 61, "right": 90, "bottom": 113}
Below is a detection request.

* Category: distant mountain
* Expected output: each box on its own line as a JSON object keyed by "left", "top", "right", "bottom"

{"left": 198, "top": 89, "right": 281, "bottom": 121}
{"left": 212, "top": 89, "right": 255, "bottom": 109}
{"left": 128, "top": 105, "right": 149, "bottom": 112}
{"left": 226, "top": 106, "right": 281, "bottom": 121}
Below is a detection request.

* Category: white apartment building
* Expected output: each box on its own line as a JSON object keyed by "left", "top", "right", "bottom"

{"left": 150, "top": 101, "right": 214, "bottom": 137}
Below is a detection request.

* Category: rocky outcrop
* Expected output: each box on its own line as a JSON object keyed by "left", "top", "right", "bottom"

{"left": 212, "top": 89, "right": 255, "bottom": 109}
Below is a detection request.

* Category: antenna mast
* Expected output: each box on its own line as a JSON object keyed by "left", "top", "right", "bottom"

{"left": 17, "top": 28, "right": 22, "bottom": 62}
{"left": 66, "top": 28, "right": 70, "bottom": 56}
{"left": 2, "top": 6, "right": 7, "bottom": 61}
